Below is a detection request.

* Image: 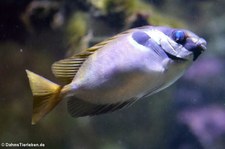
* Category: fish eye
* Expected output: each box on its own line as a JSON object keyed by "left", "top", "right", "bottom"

{"left": 173, "top": 30, "right": 186, "bottom": 44}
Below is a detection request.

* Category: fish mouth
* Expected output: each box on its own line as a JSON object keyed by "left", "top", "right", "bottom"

{"left": 196, "top": 38, "right": 207, "bottom": 51}
{"left": 192, "top": 38, "right": 207, "bottom": 61}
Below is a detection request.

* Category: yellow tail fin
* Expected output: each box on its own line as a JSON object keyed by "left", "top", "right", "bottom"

{"left": 26, "top": 70, "right": 62, "bottom": 125}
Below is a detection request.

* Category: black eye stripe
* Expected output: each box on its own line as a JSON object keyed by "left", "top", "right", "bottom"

{"left": 132, "top": 31, "right": 150, "bottom": 45}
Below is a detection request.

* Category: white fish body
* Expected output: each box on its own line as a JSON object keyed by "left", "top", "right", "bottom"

{"left": 26, "top": 26, "right": 207, "bottom": 124}
{"left": 67, "top": 29, "right": 190, "bottom": 104}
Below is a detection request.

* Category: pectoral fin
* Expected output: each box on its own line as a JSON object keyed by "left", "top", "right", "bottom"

{"left": 67, "top": 97, "right": 138, "bottom": 117}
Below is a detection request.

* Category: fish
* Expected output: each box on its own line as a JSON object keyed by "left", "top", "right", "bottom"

{"left": 26, "top": 26, "right": 207, "bottom": 125}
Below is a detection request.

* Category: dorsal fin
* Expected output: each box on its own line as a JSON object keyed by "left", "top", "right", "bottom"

{"left": 51, "top": 38, "right": 115, "bottom": 84}
{"left": 51, "top": 29, "right": 132, "bottom": 84}
{"left": 51, "top": 56, "right": 84, "bottom": 84}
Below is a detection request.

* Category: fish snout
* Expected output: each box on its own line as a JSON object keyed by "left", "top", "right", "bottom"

{"left": 190, "top": 37, "right": 207, "bottom": 61}
{"left": 196, "top": 38, "right": 207, "bottom": 52}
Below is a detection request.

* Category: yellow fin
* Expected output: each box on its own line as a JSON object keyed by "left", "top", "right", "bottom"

{"left": 51, "top": 56, "right": 86, "bottom": 84}
{"left": 51, "top": 29, "right": 132, "bottom": 84}
{"left": 26, "top": 70, "right": 62, "bottom": 125}
{"left": 51, "top": 41, "right": 109, "bottom": 84}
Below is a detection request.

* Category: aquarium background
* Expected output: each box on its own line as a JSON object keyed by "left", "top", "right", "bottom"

{"left": 0, "top": 0, "right": 225, "bottom": 149}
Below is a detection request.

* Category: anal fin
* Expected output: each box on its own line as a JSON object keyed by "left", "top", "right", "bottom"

{"left": 67, "top": 97, "right": 138, "bottom": 117}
